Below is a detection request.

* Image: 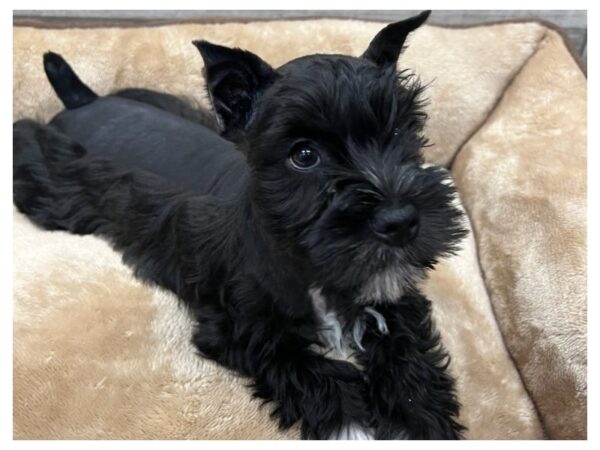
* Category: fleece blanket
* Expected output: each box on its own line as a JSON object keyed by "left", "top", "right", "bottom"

{"left": 13, "top": 17, "right": 586, "bottom": 439}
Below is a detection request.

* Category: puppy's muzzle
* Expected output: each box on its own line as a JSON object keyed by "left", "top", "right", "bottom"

{"left": 371, "top": 203, "right": 420, "bottom": 246}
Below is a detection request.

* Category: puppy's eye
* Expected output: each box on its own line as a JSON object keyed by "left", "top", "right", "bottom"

{"left": 289, "top": 144, "right": 320, "bottom": 171}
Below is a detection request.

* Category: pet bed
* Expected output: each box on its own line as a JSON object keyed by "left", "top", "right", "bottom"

{"left": 13, "top": 16, "right": 586, "bottom": 439}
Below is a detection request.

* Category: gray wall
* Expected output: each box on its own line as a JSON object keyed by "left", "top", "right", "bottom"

{"left": 14, "top": 10, "right": 587, "bottom": 61}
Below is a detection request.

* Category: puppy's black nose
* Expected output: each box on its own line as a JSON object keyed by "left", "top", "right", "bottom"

{"left": 371, "top": 204, "right": 420, "bottom": 246}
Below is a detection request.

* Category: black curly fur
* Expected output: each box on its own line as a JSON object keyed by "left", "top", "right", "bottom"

{"left": 14, "top": 11, "right": 467, "bottom": 439}
{"left": 356, "top": 295, "right": 464, "bottom": 439}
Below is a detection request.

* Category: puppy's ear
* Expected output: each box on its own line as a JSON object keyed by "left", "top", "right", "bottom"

{"left": 362, "top": 10, "right": 430, "bottom": 66}
{"left": 193, "top": 40, "right": 276, "bottom": 132}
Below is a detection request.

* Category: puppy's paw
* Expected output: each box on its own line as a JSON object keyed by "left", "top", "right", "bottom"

{"left": 328, "top": 424, "right": 375, "bottom": 440}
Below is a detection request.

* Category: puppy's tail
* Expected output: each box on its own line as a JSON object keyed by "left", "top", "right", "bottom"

{"left": 43, "top": 51, "right": 98, "bottom": 109}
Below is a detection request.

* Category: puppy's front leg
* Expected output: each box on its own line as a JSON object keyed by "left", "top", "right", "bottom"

{"left": 190, "top": 291, "right": 372, "bottom": 440}
{"left": 356, "top": 295, "right": 464, "bottom": 439}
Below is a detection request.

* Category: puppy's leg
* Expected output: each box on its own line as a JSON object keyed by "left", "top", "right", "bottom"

{"left": 356, "top": 295, "right": 464, "bottom": 440}
{"left": 112, "top": 88, "right": 218, "bottom": 131}
{"left": 13, "top": 119, "right": 211, "bottom": 292}
{"left": 191, "top": 284, "right": 372, "bottom": 440}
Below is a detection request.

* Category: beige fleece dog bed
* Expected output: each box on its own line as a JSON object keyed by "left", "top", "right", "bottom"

{"left": 13, "top": 18, "right": 586, "bottom": 439}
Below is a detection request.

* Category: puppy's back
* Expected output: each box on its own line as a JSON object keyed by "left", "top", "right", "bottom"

{"left": 50, "top": 96, "right": 247, "bottom": 200}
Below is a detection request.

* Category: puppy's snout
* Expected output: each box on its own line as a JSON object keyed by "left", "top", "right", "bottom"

{"left": 371, "top": 204, "right": 419, "bottom": 246}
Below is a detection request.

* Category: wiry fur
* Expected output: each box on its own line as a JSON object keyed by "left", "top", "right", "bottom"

{"left": 13, "top": 11, "right": 467, "bottom": 439}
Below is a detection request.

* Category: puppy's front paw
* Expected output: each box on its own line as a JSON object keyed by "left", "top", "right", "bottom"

{"left": 328, "top": 424, "right": 375, "bottom": 440}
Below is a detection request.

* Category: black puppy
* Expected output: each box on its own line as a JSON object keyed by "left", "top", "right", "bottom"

{"left": 13, "top": 11, "right": 467, "bottom": 439}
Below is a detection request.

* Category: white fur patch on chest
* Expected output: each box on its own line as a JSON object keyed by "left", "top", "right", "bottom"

{"left": 309, "top": 287, "right": 390, "bottom": 362}
{"left": 309, "top": 287, "right": 354, "bottom": 361}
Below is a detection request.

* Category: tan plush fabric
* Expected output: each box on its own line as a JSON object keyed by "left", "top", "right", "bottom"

{"left": 13, "top": 18, "right": 584, "bottom": 440}
{"left": 452, "top": 30, "right": 587, "bottom": 439}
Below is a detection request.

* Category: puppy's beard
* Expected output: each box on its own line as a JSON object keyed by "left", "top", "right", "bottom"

{"left": 357, "top": 264, "right": 424, "bottom": 303}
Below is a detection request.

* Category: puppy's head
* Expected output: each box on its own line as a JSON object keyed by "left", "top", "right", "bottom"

{"left": 194, "top": 11, "right": 467, "bottom": 302}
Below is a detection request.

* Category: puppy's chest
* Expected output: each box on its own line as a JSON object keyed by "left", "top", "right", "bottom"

{"left": 309, "top": 288, "right": 389, "bottom": 363}
{"left": 309, "top": 288, "right": 354, "bottom": 362}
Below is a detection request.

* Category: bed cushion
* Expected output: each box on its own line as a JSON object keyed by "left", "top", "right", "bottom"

{"left": 452, "top": 29, "right": 587, "bottom": 439}
{"left": 13, "top": 17, "right": 584, "bottom": 439}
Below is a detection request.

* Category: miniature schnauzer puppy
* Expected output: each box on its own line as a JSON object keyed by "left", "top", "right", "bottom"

{"left": 13, "top": 10, "right": 467, "bottom": 439}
